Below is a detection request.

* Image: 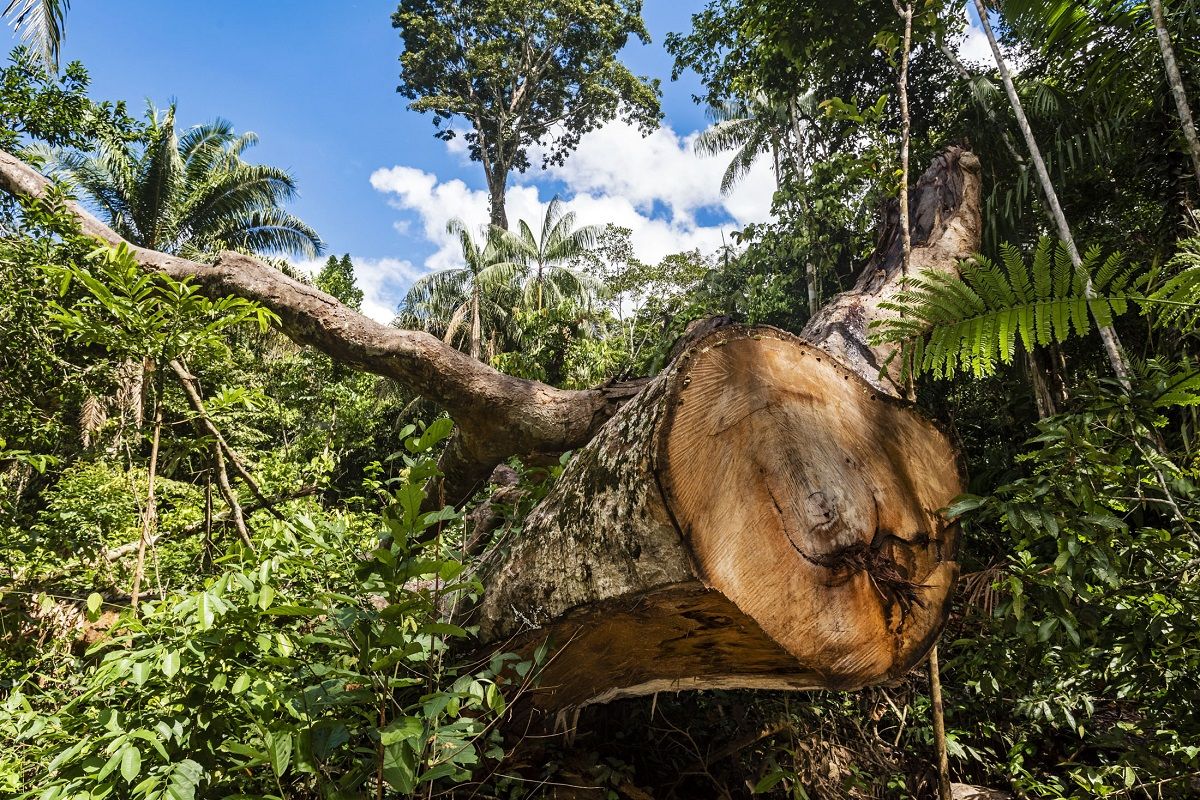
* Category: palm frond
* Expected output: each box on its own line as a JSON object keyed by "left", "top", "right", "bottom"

{"left": 4, "top": 0, "right": 68, "bottom": 69}
{"left": 205, "top": 209, "right": 323, "bottom": 258}
{"left": 55, "top": 106, "right": 321, "bottom": 261}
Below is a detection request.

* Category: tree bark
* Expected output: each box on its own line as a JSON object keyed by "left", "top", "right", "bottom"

{"left": 486, "top": 164, "right": 509, "bottom": 230}
{"left": 475, "top": 148, "right": 981, "bottom": 711}
{"left": 893, "top": 0, "right": 914, "bottom": 277}
{"left": 1148, "top": 0, "right": 1200, "bottom": 194}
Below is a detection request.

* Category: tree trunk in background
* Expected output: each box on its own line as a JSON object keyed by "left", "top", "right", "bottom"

{"left": 893, "top": 0, "right": 914, "bottom": 276}
{"left": 486, "top": 166, "right": 509, "bottom": 230}
{"left": 1148, "top": 0, "right": 1200, "bottom": 194}
{"left": 476, "top": 148, "right": 982, "bottom": 712}
{"left": 972, "top": 0, "right": 1132, "bottom": 388}
{"left": 469, "top": 284, "right": 482, "bottom": 362}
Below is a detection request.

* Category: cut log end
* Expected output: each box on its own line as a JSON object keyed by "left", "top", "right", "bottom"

{"left": 483, "top": 327, "right": 962, "bottom": 711}
{"left": 659, "top": 328, "right": 961, "bottom": 688}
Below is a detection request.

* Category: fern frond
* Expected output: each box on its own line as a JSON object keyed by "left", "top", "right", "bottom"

{"left": 871, "top": 238, "right": 1143, "bottom": 381}
{"left": 1147, "top": 238, "right": 1200, "bottom": 331}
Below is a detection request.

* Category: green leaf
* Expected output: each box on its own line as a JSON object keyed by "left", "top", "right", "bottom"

{"left": 87, "top": 593, "right": 103, "bottom": 615}
{"left": 754, "top": 770, "right": 787, "bottom": 793}
{"left": 161, "top": 650, "right": 181, "bottom": 679}
{"left": 268, "top": 731, "right": 292, "bottom": 777}
{"left": 197, "top": 592, "right": 215, "bottom": 630}
{"left": 942, "top": 494, "right": 986, "bottom": 519}
{"left": 131, "top": 661, "right": 152, "bottom": 686}
{"left": 382, "top": 741, "right": 417, "bottom": 794}
{"left": 97, "top": 749, "right": 123, "bottom": 781}
{"left": 120, "top": 745, "right": 142, "bottom": 783}
{"left": 158, "top": 759, "right": 203, "bottom": 800}
{"left": 486, "top": 682, "right": 505, "bottom": 713}
{"left": 380, "top": 717, "right": 424, "bottom": 746}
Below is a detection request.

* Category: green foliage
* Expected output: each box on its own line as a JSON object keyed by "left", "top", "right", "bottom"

{"left": 2, "top": 1, "right": 70, "bottom": 70}
{"left": 0, "top": 424, "right": 519, "bottom": 799}
{"left": 398, "top": 219, "right": 520, "bottom": 360}
{"left": 942, "top": 380, "right": 1200, "bottom": 798}
{"left": 1147, "top": 235, "right": 1200, "bottom": 332}
{"left": 495, "top": 196, "right": 604, "bottom": 312}
{"left": 47, "top": 104, "right": 322, "bottom": 258}
{"left": 314, "top": 253, "right": 364, "bottom": 310}
{"left": 393, "top": 0, "right": 661, "bottom": 222}
{"left": 6, "top": 459, "right": 200, "bottom": 588}
{"left": 0, "top": 47, "right": 135, "bottom": 152}
{"left": 872, "top": 238, "right": 1143, "bottom": 379}
{"left": 491, "top": 304, "right": 625, "bottom": 388}
{"left": 47, "top": 241, "right": 277, "bottom": 364}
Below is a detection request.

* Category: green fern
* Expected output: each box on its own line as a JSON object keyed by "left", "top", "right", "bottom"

{"left": 870, "top": 238, "right": 1142, "bottom": 380}
{"left": 1148, "top": 237, "right": 1200, "bottom": 332}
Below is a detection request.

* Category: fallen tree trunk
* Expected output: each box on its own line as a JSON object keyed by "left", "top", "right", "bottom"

{"left": 478, "top": 148, "right": 981, "bottom": 710}
{"left": 0, "top": 148, "right": 636, "bottom": 503}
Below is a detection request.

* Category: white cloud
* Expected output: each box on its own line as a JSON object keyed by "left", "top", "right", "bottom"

{"left": 959, "top": 25, "right": 993, "bottom": 68}
{"left": 368, "top": 118, "right": 776, "bottom": 291}
{"left": 528, "top": 120, "right": 774, "bottom": 228}
{"left": 293, "top": 255, "right": 423, "bottom": 324}
{"left": 957, "top": 4, "right": 995, "bottom": 69}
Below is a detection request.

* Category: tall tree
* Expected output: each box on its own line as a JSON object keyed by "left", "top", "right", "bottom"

{"left": 316, "top": 253, "right": 364, "bottom": 310}
{"left": 50, "top": 104, "right": 322, "bottom": 258}
{"left": 498, "top": 196, "right": 602, "bottom": 311}
{"left": 393, "top": 0, "right": 662, "bottom": 229}
{"left": 972, "top": 0, "right": 1132, "bottom": 386}
{"left": 693, "top": 94, "right": 790, "bottom": 195}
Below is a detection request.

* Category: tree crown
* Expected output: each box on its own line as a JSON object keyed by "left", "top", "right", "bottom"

{"left": 393, "top": 0, "right": 662, "bottom": 175}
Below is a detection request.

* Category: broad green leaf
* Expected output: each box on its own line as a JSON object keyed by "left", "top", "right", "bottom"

{"left": 120, "top": 745, "right": 141, "bottom": 783}
{"left": 132, "top": 661, "right": 152, "bottom": 686}
{"left": 161, "top": 650, "right": 181, "bottom": 678}
{"left": 158, "top": 759, "right": 203, "bottom": 800}
{"left": 380, "top": 717, "right": 424, "bottom": 746}
{"left": 268, "top": 731, "right": 292, "bottom": 777}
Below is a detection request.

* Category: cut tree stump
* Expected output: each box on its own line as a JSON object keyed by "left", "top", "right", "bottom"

{"left": 476, "top": 147, "right": 981, "bottom": 711}
{"left": 478, "top": 327, "right": 963, "bottom": 709}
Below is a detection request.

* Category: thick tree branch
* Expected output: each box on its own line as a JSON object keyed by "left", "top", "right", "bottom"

{"left": 0, "top": 148, "right": 629, "bottom": 501}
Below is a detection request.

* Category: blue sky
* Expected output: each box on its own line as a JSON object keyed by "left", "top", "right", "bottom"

{"left": 11, "top": 2, "right": 988, "bottom": 320}
{"left": 19, "top": 1, "right": 768, "bottom": 319}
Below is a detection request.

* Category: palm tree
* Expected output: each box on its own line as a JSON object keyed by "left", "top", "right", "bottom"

{"left": 695, "top": 91, "right": 824, "bottom": 310}
{"left": 497, "top": 197, "right": 603, "bottom": 312}
{"left": 50, "top": 104, "right": 322, "bottom": 259}
{"left": 4, "top": 0, "right": 68, "bottom": 70}
{"left": 48, "top": 105, "right": 322, "bottom": 442}
{"left": 694, "top": 95, "right": 790, "bottom": 196}
{"left": 398, "top": 220, "right": 518, "bottom": 361}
